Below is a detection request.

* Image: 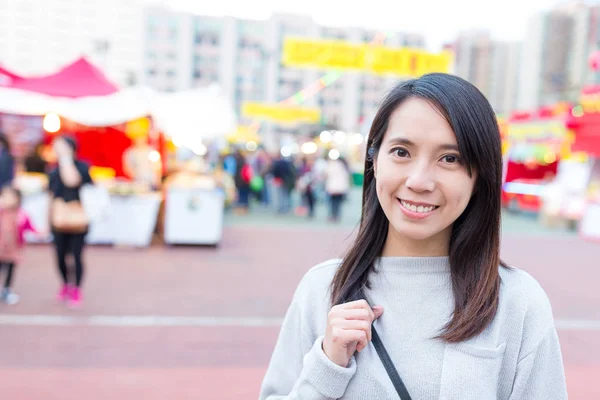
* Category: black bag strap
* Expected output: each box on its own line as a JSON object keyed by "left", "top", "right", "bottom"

{"left": 371, "top": 325, "right": 413, "bottom": 400}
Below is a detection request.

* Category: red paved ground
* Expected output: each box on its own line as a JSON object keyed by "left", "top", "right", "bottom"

{"left": 0, "top": 226, "right": 597, "bottom": 399}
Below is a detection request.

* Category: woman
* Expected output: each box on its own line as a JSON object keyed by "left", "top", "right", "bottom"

{"left": 325, "top": 155, "right": 350, "bottom": 222}
{"left": 260, "top": 74, "right": 567, "bottom": 399}
{"left": 48, "top": 135, "right": 92, "bottom": 308}
{"left": 0, "top": 132, "right": 14, "bottom": 188}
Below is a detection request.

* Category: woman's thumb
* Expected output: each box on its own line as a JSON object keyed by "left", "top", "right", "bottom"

{"left": 372, "top": 306, "right": 384, "bottom": 320}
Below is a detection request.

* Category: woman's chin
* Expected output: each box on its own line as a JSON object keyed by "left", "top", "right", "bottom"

{"left": 389, "top": 221, "right": 443, "bottom": 242}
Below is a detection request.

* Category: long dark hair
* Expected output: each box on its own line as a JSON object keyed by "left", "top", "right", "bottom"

{"left": 330, "top": 73, "right": 508, "bottom": 343}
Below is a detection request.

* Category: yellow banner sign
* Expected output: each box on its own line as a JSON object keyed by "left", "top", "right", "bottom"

{"left": 242, "top": 102, "right": 321, "bottom": 124}
{"left": 282, "top": 37, "right": 452, "bottom": 77}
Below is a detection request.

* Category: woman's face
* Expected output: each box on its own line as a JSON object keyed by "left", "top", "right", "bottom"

{"left": 374, "top": 98, "right": 476, "bottom": 243}
{"left": 52, "top": 138, "right": 72, "bottom": 158}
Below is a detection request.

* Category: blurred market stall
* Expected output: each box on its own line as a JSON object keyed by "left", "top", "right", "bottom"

{"left": 0, "top": 58, "right": 236, "bottom": 247}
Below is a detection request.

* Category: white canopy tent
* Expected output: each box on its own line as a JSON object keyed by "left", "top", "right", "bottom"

{"left": 0, "top": 84, "right": 237, "bottom": 140}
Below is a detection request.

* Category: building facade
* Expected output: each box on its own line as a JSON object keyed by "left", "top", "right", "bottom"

{"left": 453, "top": 30, "right": 520, "bottom": 115}
{"left": 517, "top": 2, "right": 600, "bottom": 110}
{"left": 0, "top": 0, "right": 143, "bottom": 86}
{"left": 141, "top": 8, "right": 426, "bottom": 145}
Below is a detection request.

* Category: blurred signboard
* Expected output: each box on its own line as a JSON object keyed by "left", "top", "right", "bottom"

{"left": 282, "top": 37, "right": 452, "bottom": 77}
{"left": 242, "top": 102, "right": 321, "bottom": 124}
{"left": 505, "top": 120, "right": 573, "bottom": 163}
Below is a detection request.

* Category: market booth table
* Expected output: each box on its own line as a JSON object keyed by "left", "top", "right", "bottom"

{"left": 163, "top": 173, "right": 224, "bottom": 246}
{"left": 18, "top": 179, "right": 162, "bottom": 247}
{"left": 86, "top": 184, "right": 162, "bottom": 247}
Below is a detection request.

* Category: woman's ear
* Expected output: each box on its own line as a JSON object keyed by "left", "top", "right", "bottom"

{"left": 368, "top": 147, "right": 377, "bottom": 179}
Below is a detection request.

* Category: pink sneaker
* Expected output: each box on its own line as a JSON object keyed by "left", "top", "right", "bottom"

{"left": 56, "top": 284, "right": 70, "bottom": 302}
{"left": 68, "top": 287, "right": 82, "bottom": 308}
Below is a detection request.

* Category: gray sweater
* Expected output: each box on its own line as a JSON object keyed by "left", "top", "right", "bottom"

{"left": 260, "top": 257, "right": 567, "bottom": 399}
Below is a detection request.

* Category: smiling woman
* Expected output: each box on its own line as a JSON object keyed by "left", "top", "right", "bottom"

{"left": 260, "top": 74, "right": 567, "bottom": 400}
{"left": 374, "top": 98, "right": 477, "bottom": 248}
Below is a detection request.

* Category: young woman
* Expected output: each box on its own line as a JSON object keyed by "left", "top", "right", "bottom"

{"left": 48, "top": 135, "right": 92, "bottom": 308}
{"left": 260, "top": 74, "right": 567, "bottom": 399}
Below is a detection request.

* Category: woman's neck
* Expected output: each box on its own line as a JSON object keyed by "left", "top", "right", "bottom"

{"left": 381, "top": 226, "right": 451, "bottom": 257}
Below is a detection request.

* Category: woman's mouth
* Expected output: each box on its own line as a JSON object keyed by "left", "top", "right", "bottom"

{"left": 399, "top": 199, "right": 439, "bottom": 213}
{"left": 397, "top": 198, "right": 440, "bottom": 219}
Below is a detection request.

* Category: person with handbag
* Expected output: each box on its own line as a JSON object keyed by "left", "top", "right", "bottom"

{"left": 260, "top": 74, "right": 567, "bottom": 399}
{"left": 48, "top": 135, "right": 92, "bottom": 308}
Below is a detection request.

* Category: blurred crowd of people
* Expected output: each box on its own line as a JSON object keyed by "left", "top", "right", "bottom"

{"left": 221, "top": 147, "right": 352, "bottom": 222}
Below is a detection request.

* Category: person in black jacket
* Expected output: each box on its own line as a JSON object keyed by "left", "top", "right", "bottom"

{"left": 270, "top": 154, "right": 296, "bottom": 214}
{"left": 48, "top": 135, "right": 92, "bottom": 308}
{"left": 0, "top": 133, "right": 14, "bottom": 188}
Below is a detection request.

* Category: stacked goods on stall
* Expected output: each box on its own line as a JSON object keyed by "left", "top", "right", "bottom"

{"left": 501, "top": 105, "right": 571, "bottom": 217}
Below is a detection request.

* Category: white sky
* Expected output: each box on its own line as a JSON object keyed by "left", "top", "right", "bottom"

{"left": 144, "top": 0, "right": 571, "bottom": 50}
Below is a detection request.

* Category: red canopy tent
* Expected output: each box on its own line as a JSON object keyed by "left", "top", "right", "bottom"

{"left": 0, "top": 58, "right": 161, "bottom": 178}
{"left": 7, "top": 57, "right": 118, "bottom": 98}
{"left": 0, "top": 66, "right": 24, "bottom": 86}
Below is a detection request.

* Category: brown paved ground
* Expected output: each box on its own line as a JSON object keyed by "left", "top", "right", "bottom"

{"left": 0, "top": 225, "right": 598, "bottom": 399}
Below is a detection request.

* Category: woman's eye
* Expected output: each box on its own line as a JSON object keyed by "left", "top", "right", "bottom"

{"left": 392, "top": 148, "right": 409, "bottom": 158}
{"left": 441, "top": 154, "right": 461, "bottom": 164}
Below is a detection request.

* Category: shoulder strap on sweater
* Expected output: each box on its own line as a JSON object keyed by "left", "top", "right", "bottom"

{"left": 371, "top": 326, "right": 412, "bottom": 400}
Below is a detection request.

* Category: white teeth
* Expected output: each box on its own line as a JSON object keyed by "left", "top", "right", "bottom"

{"left": 401, "top": 200, "right": 437, "bottom": 213}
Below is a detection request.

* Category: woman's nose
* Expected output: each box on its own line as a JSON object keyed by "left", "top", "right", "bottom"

{"left": 405, "top": 163, "right": 435, "bottom": 193}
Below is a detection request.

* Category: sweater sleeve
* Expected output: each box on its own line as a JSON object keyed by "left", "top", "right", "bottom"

{"left": 509, "top": 327, "right": 568, "bottom": 400}
{"left": 259, "top": 288, "right": 357, "bottom": 399}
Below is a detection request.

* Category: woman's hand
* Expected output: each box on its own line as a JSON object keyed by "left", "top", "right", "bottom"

{"left": 53, "top": 139, "right": 72, "bottom": 160}
{"left": 322, "top": 299, "right": 384, "bottom": 367}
